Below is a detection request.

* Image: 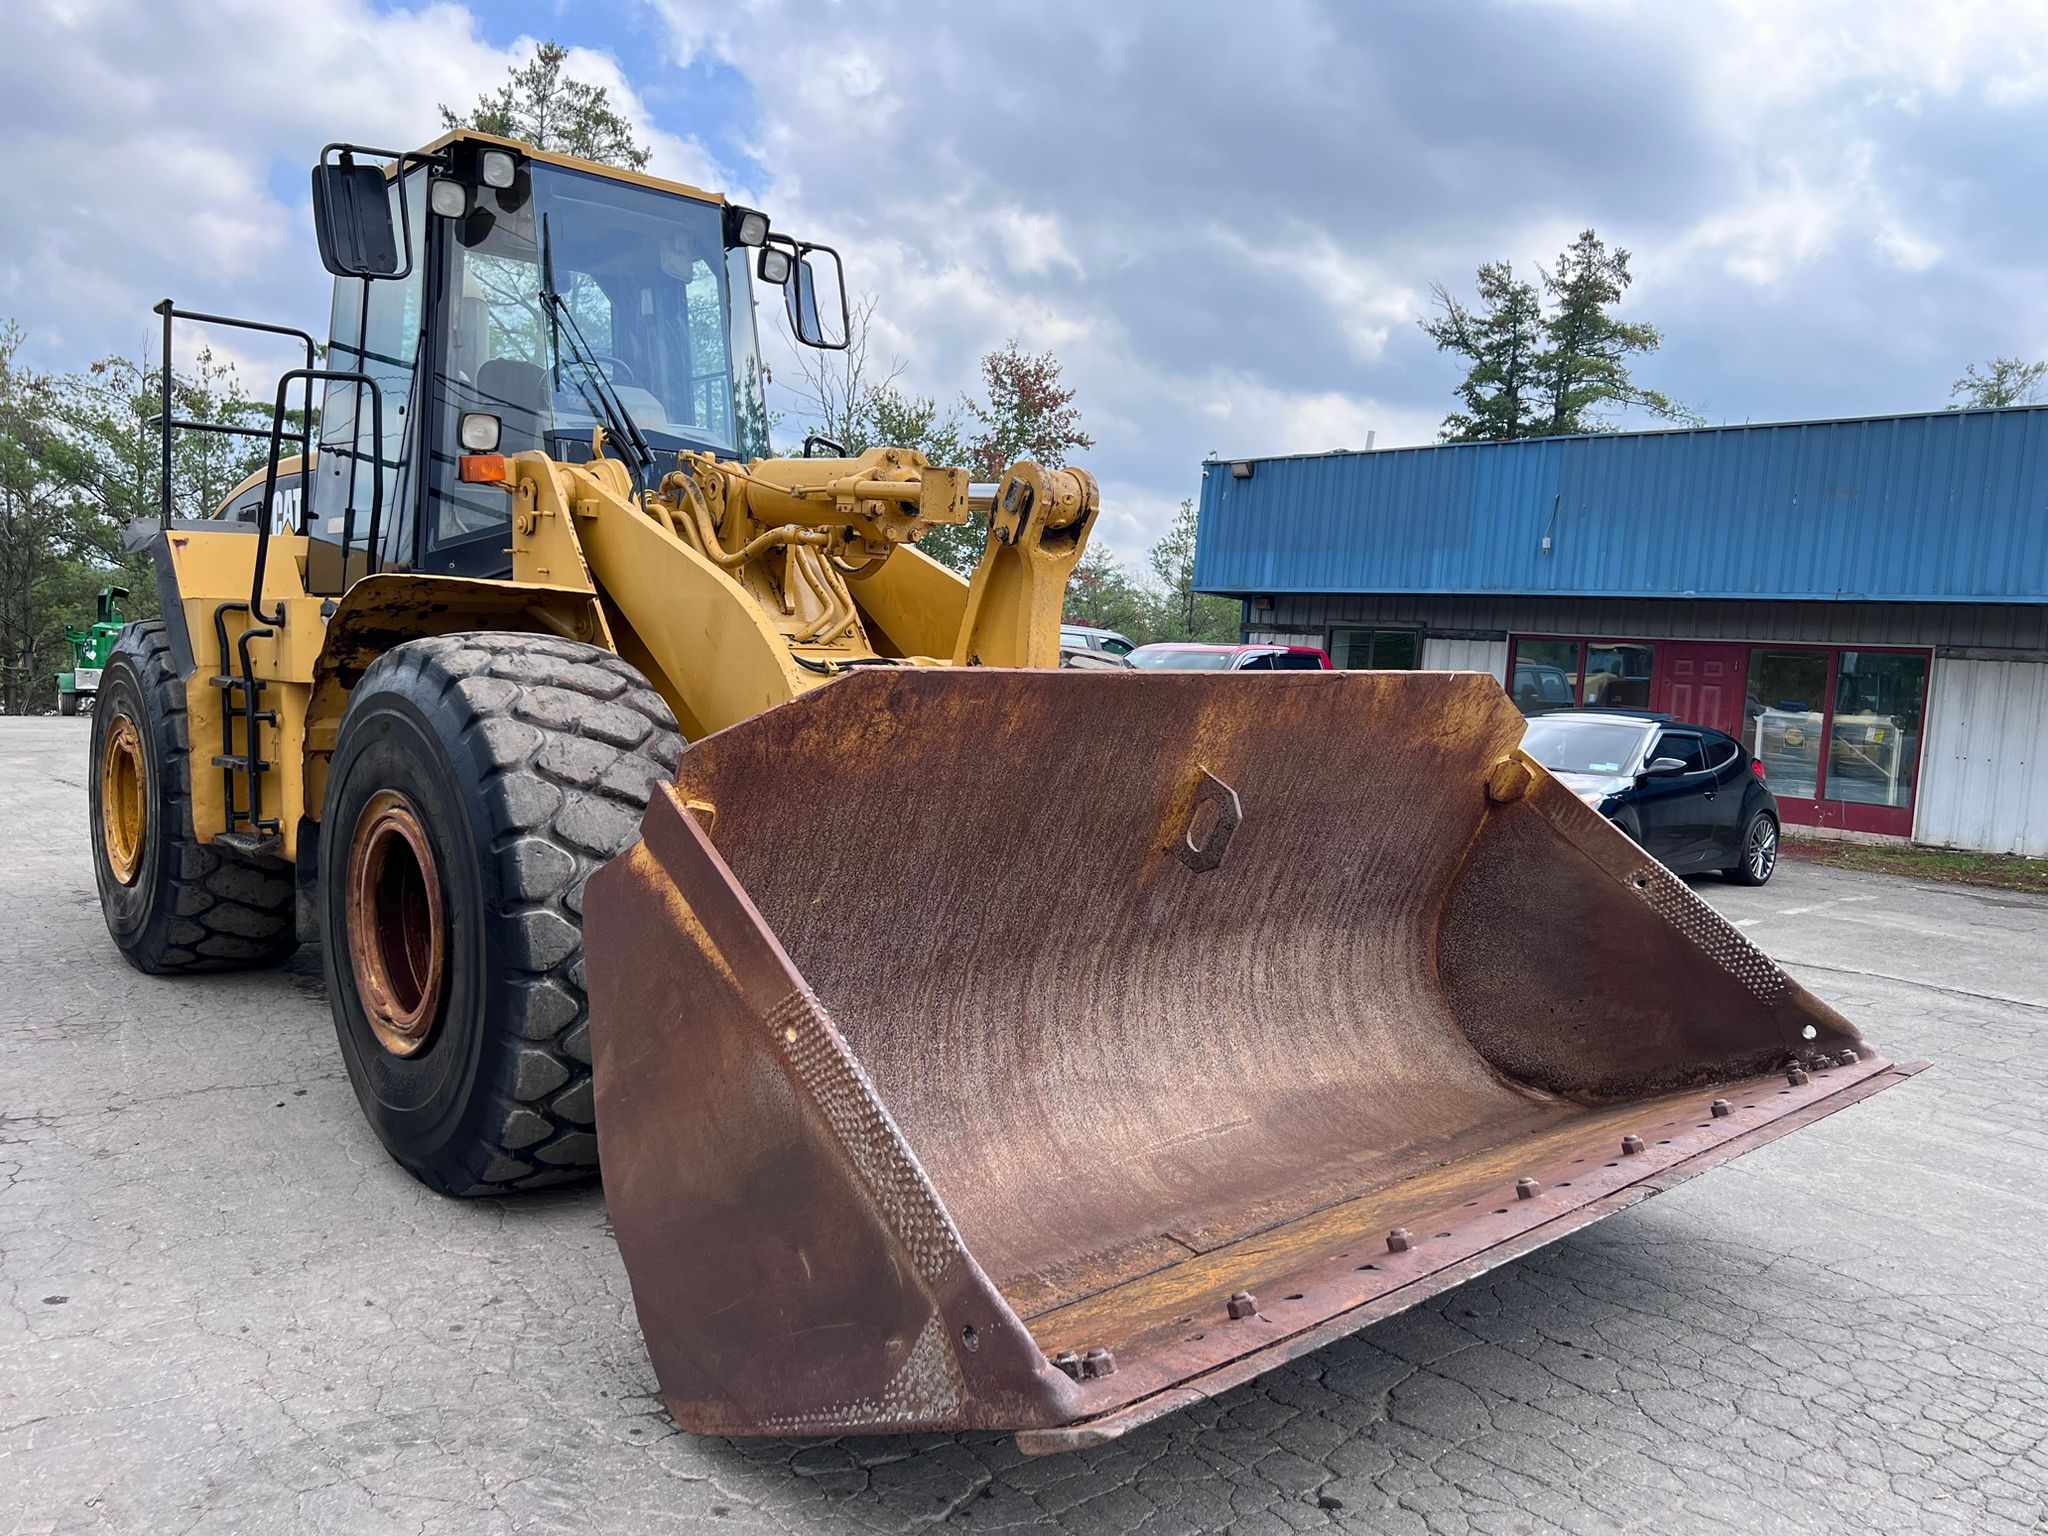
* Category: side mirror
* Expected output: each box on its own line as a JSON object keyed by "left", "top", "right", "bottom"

{"left": 1642, "top": 756, "right": 1689, "bottom": 778}
{"left": 784, "top": 244, "right": 849, "bottom": 350}
{"left": 311, "top": 160, "right": 399, "bottom": 278}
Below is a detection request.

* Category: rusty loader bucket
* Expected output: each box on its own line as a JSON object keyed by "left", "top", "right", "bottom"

{"left": 585, "top": 669, "right": 1915, "bottom": 1452}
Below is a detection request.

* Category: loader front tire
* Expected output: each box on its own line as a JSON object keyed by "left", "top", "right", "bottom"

{"left": 321, "top": 633, "right": 683, "bottom": 1197}
{"left": 90, "top": 623, "right": 299, "bottom": 973}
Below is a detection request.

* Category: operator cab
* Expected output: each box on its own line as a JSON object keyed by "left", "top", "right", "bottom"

{"left": 304, "top": 132, "right": 845, "bottom": 584}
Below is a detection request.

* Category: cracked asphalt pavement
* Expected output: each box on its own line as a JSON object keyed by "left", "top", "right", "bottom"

{"left": 4, "top": 715, "right": 2046, "bottom": 1534}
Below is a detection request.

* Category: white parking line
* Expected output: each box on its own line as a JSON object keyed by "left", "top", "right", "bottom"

{"left": 1732, "top": 892, "right": 1881, "bottom": 930}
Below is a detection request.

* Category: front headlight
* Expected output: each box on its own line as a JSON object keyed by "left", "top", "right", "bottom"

{"left": 1575, "top": 787, "right": 1611, "bottom": 809}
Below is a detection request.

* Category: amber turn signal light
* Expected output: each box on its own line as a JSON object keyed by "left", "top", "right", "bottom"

{"left": 459, "top": 454, "right": 508, "bottom": 484}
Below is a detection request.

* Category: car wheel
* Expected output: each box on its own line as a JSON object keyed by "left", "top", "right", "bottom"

{"left": 1725, "top": 811, "right": 1778, "bottom": 886}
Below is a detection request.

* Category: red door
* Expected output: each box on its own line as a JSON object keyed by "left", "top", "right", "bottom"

{"left": 1655, "top": 644, "right": 1748, "bottom": 737}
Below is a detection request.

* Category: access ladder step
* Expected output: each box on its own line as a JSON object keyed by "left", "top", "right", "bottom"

{"left": 212, "top": 754, "right": 273, "bottom": 772}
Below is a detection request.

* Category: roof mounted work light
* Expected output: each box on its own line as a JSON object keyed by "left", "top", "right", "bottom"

{"left": 479, "top": 149, "right": 518, "bottom": 189}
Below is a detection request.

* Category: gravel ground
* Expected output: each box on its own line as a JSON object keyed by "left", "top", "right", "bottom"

{"left": 3, "top": 714, "right": 2044, "bottom": 1534}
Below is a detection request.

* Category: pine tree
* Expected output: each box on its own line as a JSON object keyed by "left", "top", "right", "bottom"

{"left": 1420, "top": 262, "right": 1543, "bottom": 442}
{"left": 1424, "top": 230, "right": 1694, "bottom": 441}
{"left": 1533, "top": 230, "right": 1692, "bottom": 435}
{"left": 440, "top": 42, "right": 651, "bottom": 171}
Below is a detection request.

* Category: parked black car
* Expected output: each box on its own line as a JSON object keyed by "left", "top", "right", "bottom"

{"left": 1519, "top": 709, "right": 1781, "bottom": 885}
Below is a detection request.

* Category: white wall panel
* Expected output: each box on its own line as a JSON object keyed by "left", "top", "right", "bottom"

{"left": 1421, "top": 636, "right": 1509, "bottom": 684}
{"left": 1915, "top": 658, "right": 2048, "bottom": 855}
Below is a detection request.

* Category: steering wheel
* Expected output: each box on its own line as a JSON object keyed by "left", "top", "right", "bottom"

{"left": 585, "top": 352, "right": 639, "bottom": 387}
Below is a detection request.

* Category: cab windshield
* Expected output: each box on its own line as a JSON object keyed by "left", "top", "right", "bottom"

{"left": 431, "top": 159, "right": 770, "bottom": 547}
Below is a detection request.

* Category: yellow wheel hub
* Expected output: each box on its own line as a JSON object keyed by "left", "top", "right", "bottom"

{"left": 346, "top": 790, "right": 448, "bottom": 1058}
{"left": 100, "top": 713, "right": 148, "bottom": 886}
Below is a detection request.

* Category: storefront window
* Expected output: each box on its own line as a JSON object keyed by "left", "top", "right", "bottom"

{"left": 1509, "top": 639, "right": 1579, "bottom": 714}
{"left": 1331, "top": 628, "right": 1419, "bottom": 670}
{"left": 1747, "top": 649, "right": 1828, "bottom": 799}
{"left": 1583, "top": 642, "right": 1654, "bottom": 707}
{"left": 1826, "top": 652, "right": 1926, "bottom": 810}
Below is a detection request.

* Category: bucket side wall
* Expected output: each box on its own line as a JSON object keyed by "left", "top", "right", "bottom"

{"left": 1437, "top": 772, "right": 1862, "bottom": 1099}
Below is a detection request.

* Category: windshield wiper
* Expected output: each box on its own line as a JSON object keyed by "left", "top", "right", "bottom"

{"left": 539, "top": 214, "right": 655, "bottom": 495}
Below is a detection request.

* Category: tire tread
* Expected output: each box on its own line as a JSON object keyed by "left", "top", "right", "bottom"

{"left": 101, "top": 622, "right": 296, "bottom": 974}
{"left": 338, "top": 633, "right": 680, "bottom": 1195}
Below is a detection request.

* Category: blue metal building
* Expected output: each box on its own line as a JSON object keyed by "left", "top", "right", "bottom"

{"left": 1194, "top": 408, "right": 2048, "bottom": 854}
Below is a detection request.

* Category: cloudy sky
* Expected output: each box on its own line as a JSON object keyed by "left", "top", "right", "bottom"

{"left": 6, "top": 0, "right": 2046, "bottom": 561}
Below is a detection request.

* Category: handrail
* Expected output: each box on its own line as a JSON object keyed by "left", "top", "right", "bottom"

{"left": 249, "top": 368, "right": 383, "bottom": 626}
{"left": 153, "top": 301, "right": 320, "bottom": 532}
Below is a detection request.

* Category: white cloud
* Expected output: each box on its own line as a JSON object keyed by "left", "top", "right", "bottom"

{"left": 1207, "top": 226, "right": 1419, "bottom": 362}
{"left": 0, "top": 1, "right": 707, "bottom": 378}
{"left": 1668, "top": 161, "right": 1853, "bottom": 287}
{"left": 8, "top": 0, "right": 2048, "bottom": 562}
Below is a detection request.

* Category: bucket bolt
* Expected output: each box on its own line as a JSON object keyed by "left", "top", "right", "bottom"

{"left": 1515, "top": 1177, "right": 1541, "bottom": 1199}
{"left": 1049, "top": 1346, "right": 1118, "bottom": 1381}
{"left": 1838, "top": 1048, "right": 1860, "bottom": 1067}
{"left": 1787, "top": 1066, "right": 1809, "bottom": 1086}
{"left": 1386, "top": 1228, "right": 1414, "bottom": 1253}
{"left": 1226, "top": 1291, "right": 1258, "bottom": 1320}
{"left": 1621, "top": 1135, "right": 1645, "bottom": 1156}
{"left": 1711, "top": 1098, "right": 1732, "bottom": 1118}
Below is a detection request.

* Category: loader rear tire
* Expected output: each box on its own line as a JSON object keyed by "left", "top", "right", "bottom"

{"left": 320, "top": 633, "right": 683, "bottom": 1197}
{"left": 90, "top": 623, "right": 299, "bottom": 973}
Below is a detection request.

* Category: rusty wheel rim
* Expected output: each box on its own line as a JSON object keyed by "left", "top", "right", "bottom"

{"left": 346, "top": 790, "right": 447, "bottom": 1058}
{"left": 100, "top": 713, "right": 148, "bottom": 886}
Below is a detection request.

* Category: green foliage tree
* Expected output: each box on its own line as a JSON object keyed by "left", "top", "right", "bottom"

{"left": 1950, "top": 357, "right": 2048, "bottom": 408}
{"left": 0, "top": 329, "right": 141, "bottom": 712}
{"left": 1534, "top": 230, "right": 1695, "bottom": 435}
{"left": 0, "top": 319, "right": 300, "bottom": 711}
{"left": 1144, "top": 498, "right": 1240, "bottom": 644}
{"left": 1062, "top": 546, "right": 1155, "bottom": 639}
{"left": 912, "top": 342, "right": 1095, "bottom": 574}
{"left": 1419, "top": 262, "right": 1543, "bottom": 442}
{"left": 961, "top": 342, "right": 1095, "bottom": 481}
{"left": 439, "top": 40, "right": 651, "bottom": 170}
{"left": 1425, "top": 230, "right": 1695, "bottom": 441}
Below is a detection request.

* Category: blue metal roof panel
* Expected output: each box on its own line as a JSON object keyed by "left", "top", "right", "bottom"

{"left": 1192, "top": 407, "right": 2048, "bottom": 603}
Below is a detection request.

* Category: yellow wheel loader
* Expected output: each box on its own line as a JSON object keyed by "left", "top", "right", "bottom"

{"left": 91, "top": 131, "right": 1918, "bottom": 1452}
